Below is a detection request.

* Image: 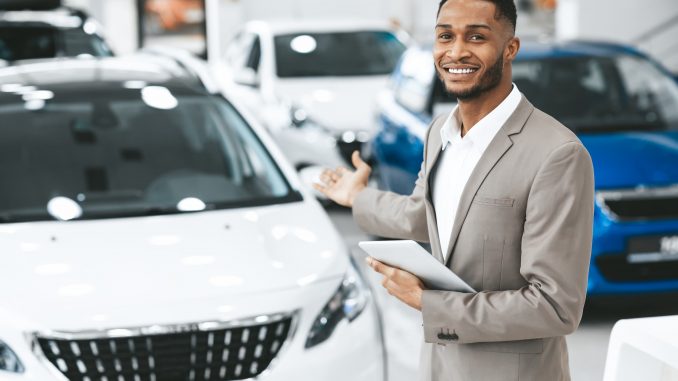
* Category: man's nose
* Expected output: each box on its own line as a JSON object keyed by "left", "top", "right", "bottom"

{"left": 445, "top": 40, "right": 471, "bottom": 61}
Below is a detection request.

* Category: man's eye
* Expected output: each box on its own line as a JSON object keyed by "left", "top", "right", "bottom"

{"left": 469, "top": 35, "right": 485, "bottom": 41}
{"left": 438, "top": 33, "right": 452, "bottom": 40}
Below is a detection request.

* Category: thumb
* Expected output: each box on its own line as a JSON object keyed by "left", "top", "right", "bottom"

{"left": 351, "top": 151, "right": 368, "bottom": 170}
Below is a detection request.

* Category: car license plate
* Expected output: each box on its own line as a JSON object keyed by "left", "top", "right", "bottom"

{"left": 627, "top": 234, "right": 678, "bottom": 263}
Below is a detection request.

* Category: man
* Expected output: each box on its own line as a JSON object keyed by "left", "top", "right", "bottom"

{"left": 314, "top": 0, "right": 595, "bottom": 379}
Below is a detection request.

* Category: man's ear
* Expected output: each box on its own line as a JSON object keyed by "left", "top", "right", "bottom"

{"left": 505, "top": 36, "right": 520, "bottom": 63}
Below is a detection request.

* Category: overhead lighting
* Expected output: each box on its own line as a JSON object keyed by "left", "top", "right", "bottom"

{"left": 22, "top": 90, "right": 54, "bottom": 101}
{"left": 0, "top": 83, "right": 22, "bottom": 93}
{"left": 24, "top": 99, "right": 45, "bottom": 111}
{"left": 141, "top": 86, "right": 178, "bottom": 110}
{"left": 123, "top": 80, "right": 147, "bottom": 89}
{"left": 290, "top": 35, "right": 317, "bottom": 54}
{"left": 46, "top": 197, "right": 82, "bottom": 221}
{"left": 177, "top": 197, "right": 206, "bottom": 212}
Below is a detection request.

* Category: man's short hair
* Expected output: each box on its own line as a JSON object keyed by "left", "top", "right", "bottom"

{"left": 437, "top": 0, "right": 517, "bottom": 32}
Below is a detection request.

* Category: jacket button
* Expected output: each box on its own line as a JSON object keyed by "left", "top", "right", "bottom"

{"left": 450, "top": 333, "right": 459, "bottom": 341}
{"left": 437, "top": 333, "right": 447, "bottom": 340}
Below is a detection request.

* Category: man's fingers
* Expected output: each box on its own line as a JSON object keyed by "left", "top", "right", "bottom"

{"left": 367, "top": 257, "right": 396, "bottom": 277}
{"left": 312, "top": 183, "right": 327, "bottom": 194}
{"left": 351, "top": 151, "right": 368, "bottom": 170}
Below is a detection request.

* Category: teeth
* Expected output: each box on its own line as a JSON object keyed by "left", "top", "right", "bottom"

{"left": 448, "top": 68, "right": 476, "bottom": 74}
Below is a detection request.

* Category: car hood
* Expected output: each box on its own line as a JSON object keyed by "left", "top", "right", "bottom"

{"left": 581, "top": 131, "right": 678, "bottom": 189}
{"left": 0, "top": 201, "right": 348, "bottom": 331}
{"left": 275, "top": 76, "right": 389, "bottom": 133}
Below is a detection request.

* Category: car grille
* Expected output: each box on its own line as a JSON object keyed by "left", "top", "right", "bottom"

{"left": 33, "top": 312, "right": 296, "bottom": 381}
{"left": 597, "top": 186, "right": 678, "bottom": 220}
{"left": 596, "top": 254, "right": 678, "bottom": 282}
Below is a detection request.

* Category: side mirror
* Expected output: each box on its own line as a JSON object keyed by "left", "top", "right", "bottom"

{"left": 233, "top": 67, "right": 260, "bottom": 87}
{"left": 297, "top": 165, "right": 328, "bottom": 200}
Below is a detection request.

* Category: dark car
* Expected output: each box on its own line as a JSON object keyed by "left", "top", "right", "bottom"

{"left": 373, "top": 40, "right": 678, "bottom": 296}
{"left": 0, "top": 0, "right": 112, "bottom": 63}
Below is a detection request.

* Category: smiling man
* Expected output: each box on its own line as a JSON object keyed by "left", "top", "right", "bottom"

{"left": 315, "top": 0, "right": 595, "bottom": 379}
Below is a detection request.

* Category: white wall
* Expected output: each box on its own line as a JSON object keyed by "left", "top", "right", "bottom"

{"left": 556, "top": 0, "right": 678, "bottom": 72}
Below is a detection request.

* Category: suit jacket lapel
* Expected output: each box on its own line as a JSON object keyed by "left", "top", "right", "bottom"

{"left": 444, "top": 96, "right": 535, "bottom": 266}
{"left": 422, "top": 116, "right": 447, "bottom": 263}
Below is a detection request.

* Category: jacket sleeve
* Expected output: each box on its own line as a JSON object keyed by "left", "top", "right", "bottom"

{"left": 351, "top": 116, "right": 444, "bottom": 242}
{"left": 421, "top": 141, "right": 595, "bottom": 344}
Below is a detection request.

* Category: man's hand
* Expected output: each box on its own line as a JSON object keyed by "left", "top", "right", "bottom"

{"left": 313, "top": 151, "right": 371, "bottom": 207}
{"left": 366, "top": 256, "right": 425, "bottom": 311}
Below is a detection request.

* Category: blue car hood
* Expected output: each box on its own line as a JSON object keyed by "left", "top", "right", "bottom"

{"left": 580, "top": 131, "right": 678, "bottom": 190}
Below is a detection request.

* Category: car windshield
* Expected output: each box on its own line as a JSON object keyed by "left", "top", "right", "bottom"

{"left": 513, "top": 55, "right": 678, "bottom": 132}
{"left": 274, "top": 30, "right": 406, "bottom": 77}
{"left": 0, "top": 89, "right": 301, "bottom": 223}
{"left": 0, "top": 25, "right": 112, "bottom": 61}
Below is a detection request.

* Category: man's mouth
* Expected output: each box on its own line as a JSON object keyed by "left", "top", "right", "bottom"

{"left": 442, "top": 65, "right": 480, "bottom": 76}
{"left": 448, "top": 67, "right": 478, "bottom": 74}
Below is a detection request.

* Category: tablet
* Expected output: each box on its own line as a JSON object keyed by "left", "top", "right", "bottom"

{"left": 359, "top": 240, "right": 475, "bottom": 293}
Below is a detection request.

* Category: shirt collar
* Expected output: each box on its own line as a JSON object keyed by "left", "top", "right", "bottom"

{"left": 439, "top": 84, "right": 522, "bottom": 151}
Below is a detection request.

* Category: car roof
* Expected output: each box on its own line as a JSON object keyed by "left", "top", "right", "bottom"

{"left": 0, "top": 57, "right": 208, "bottom": 97}
{"left": 0, "top": 7, "right": 89, "bottom": 29}
{"left": 245, "top": 19, "right": 399, "bottom": 35}
{"left": 516, "top": 39, "right": 644, "bottom": 60}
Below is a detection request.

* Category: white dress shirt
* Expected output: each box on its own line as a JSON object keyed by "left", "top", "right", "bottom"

{"left": 433, "top": 85, "right": 522, "bottom": 260}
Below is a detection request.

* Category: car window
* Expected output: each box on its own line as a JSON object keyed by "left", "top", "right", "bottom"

{"left": 513, "top": 55, "right": 678, "bottom": 132}
{"left": 246, "top": 36, "right": 261, "bottom": 73}
{"left": 61, "top": 27, "right": 113, "bottom": 57}
{"left": 224, "top": 32, "right": 256, "bottom": 70}
{"left": 274, "top": 30, "right": 406, "bottom": 77}
{"left": 0, "top": 26, "right": 56, "bottom": 60}
{"left": 393, "top": 48, "right": 434, "bottom": 114}
{"left": 0, "top": 90, "right": 301, "bottom": 223}
{"left": 0, "top": 25, "right": 112, "bottom": 60}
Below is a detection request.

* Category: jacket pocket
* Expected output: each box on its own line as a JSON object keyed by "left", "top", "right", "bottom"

{"left": 467, "top": 338, "right": 544, "bottom": 354}
{"left": 473, "top": 195, "right": 515, "bottom": 207}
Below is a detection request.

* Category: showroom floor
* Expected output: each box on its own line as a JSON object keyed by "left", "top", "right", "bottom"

{"left": 327, "top": 206, "right": 678, "bottom": 381}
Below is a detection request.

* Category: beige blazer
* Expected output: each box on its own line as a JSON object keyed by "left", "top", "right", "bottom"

{"left": 353, "top": 96, "right": 595, "bottom": 381}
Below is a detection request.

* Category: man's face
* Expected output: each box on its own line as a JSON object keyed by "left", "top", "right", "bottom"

{"left": 434, "top": 0, "right": 516, "bottom": 100}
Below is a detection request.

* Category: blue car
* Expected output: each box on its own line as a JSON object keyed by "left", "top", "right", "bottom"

{"left": 372, "top": 40, "right": 678, "bottom": 296}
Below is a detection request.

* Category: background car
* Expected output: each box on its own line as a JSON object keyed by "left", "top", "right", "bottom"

{"left": 373, "top": 40, "right": 678, "bottom": 296}
{"left": 0, "top": 53, "right": 385, "bottom": 380}
{"left": 0, "top": 0, "right": 112, "bottom": 62}
{"left": 217, "top": 19, "right": 409, "bottom": 171}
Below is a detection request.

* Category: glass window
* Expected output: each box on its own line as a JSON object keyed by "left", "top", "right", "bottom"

{"left": 513, "top": 55, "right": 678, "bottom": 132}
{"left": 0, "top": 26, "right": 112, "bottom": 61}
{"left": 0, "top": 26, "right": 56, "bottom": 60}
{"left": 0, "top": 91, "right": 301, "bottom": 223}
{"left": 274, "top": 31, "right": 406, "bottom": 77}
{"left": 393, "top": 48, "right": 435, "bottom": 114}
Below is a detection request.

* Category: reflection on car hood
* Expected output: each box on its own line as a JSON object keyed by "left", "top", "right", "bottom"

{"left": 581, "top": 131, "right": 678, "bottom": 189}
{"left": 276, "top": 76, "right": 389, "bottom": 133}
{"left": 0, "top": 201, "right": 347, "bottom": 331}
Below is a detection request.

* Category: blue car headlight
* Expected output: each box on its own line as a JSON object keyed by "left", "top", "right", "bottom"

{"left": 0, "top": 340, "right": 24, "bottom": 373}
{"left": 305, "top": 259, "right": 369, "bottom": 348}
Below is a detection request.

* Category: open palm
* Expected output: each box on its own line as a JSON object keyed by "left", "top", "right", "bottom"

{"left": 313, "top": 151, "right": 372, "bottom": 207}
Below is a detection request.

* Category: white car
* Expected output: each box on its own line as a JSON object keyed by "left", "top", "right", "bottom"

{"left": 0, "top": 53, "right": 385, "bottom": 380}
{"left": 216, "top": 20, "right": 409, "bottom": 170}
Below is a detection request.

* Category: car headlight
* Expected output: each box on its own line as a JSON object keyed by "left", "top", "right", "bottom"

{"left": 0, "top": 340, "right": 24, "bottom": 373}
{"left": 305, "top": 259, "right": 370, "bottom": 348}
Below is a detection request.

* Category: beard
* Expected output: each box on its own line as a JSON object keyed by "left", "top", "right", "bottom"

{"left": 439, "top": 52, "right": 504, "bottom": 100}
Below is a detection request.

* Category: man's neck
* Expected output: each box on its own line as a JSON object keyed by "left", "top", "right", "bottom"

{"left": 457, "top": 80, "right": 513, "bottom": 137}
